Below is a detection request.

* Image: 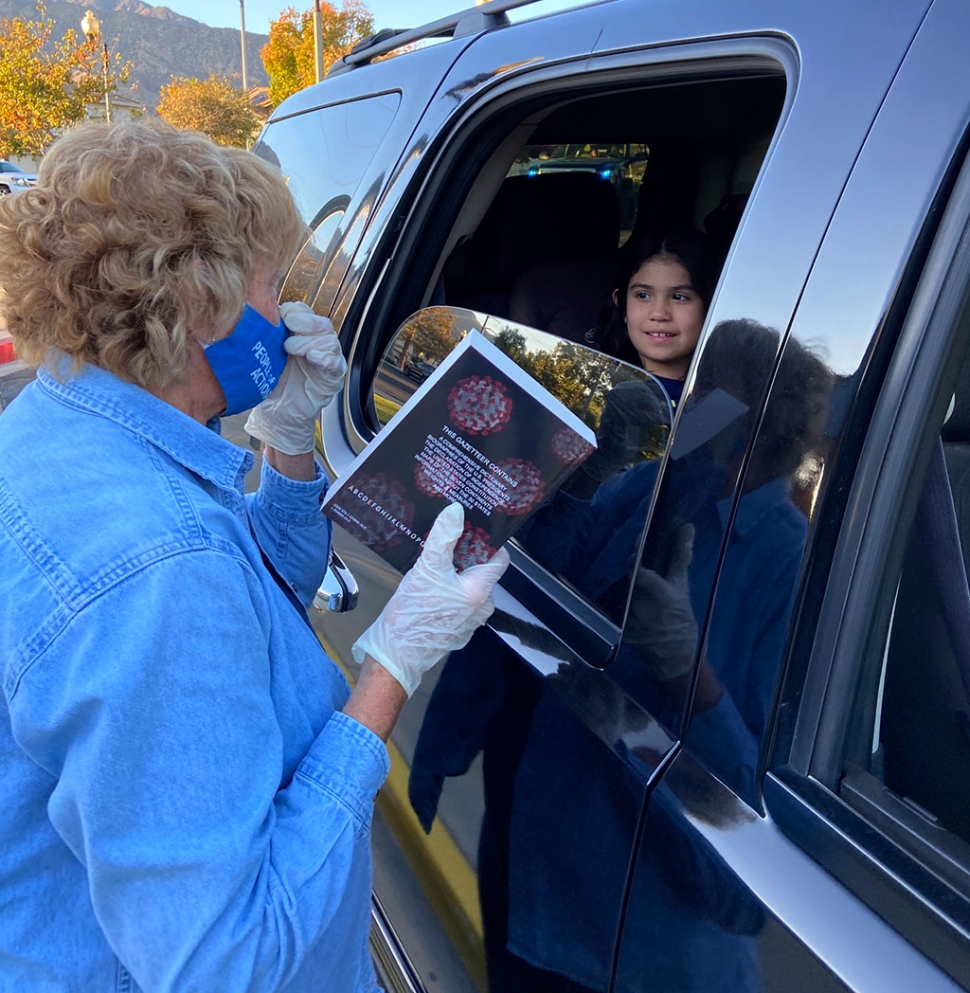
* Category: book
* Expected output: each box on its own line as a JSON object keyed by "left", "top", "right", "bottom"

{"left": 322, "top": 330, "right": 597, "bottom": 573}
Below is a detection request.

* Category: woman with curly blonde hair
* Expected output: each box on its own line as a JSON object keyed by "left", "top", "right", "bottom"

{"left": 0, "top": 121, "right": 506, "bottom": 991}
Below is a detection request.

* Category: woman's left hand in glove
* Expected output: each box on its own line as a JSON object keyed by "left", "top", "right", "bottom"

{"left": 245, "top": 302, "right": 347, "bottom": 456}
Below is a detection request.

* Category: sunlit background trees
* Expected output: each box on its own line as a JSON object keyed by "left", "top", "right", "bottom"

{"left": 0, "top": 3, "right": 130, "bottom": 157}
{"left": 0, "top": 0, "right": 375, "bottom": 156}
{"left": 261, "top": 1, "right": 373, "bottom": 107}
{"left": 157, "top": 75, "right": 258, "bottom": 147}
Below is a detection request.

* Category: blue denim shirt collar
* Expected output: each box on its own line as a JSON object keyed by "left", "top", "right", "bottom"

{"left": 37, "top": 361, "right": 253, "bottom": 495}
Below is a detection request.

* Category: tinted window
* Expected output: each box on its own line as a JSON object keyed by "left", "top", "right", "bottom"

{"left": 255, "top": 93, "right": 400, "bottom": 229}
{"left": 255, "top": 95, "right": 400, "bottom": 308}
{"left": 841, "top": 337, "right": 970, "bottom": 863}
{"left": 372, "top": 306, "right": 673, "bottom": 622}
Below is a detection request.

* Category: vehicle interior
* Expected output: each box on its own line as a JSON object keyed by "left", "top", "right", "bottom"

{"left": 421, "top": 72, "right": 787, "bottom": 352}
{"left": 360, "top": 67, "right": 790, "bottom": 632}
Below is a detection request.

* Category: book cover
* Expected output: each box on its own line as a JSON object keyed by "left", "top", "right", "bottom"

{"left": 322, "top": 330, "right": 597, "bottom": 573}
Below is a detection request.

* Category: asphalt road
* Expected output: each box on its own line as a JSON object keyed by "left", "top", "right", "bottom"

{"left": 0, "top": 363, "right": 34, "bottom": 412}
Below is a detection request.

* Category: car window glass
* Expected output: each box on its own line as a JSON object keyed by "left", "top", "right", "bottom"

{"left": 255, "top": 94, "right": 400, "bottom": 311}
{"left": 841, "top": 336, "right": 970, "bottom": 864}
{"left": 254, "top": 93, "right": 400, "bottom": 230}
{"left": 373, "top": 306, "right": 672, "bottom": 620}
{"left": 280, "top": 207, "right": 345, "bottom": 305}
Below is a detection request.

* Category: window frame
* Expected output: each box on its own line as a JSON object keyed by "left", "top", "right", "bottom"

{"left": 342, "top": 46, "right": 793, "bottom": 434}
{"left": 254, "top": 92, "right": 403, "bottom": 313}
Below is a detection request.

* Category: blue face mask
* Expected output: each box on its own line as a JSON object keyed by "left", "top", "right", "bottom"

{"left": 204, "top": 304, "right": 289, "bottom": 416}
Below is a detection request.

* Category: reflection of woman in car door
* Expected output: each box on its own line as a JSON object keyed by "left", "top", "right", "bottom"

{"left": 409, "top": 315, "right": 832, "bottom": 992}
{"left": 500, "top": 320, "right": 832, "bottom": 992}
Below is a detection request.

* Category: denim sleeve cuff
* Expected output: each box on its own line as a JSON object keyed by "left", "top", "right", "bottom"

{"left": 257, "top": 457, "right": 330, "bottom": 524}
{"left": 298, "top": 712, "right": 391, "bottom": 828}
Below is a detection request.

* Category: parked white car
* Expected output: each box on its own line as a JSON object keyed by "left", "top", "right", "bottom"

{"left": 0, "top": 161, "right": 37, "bottom": 195}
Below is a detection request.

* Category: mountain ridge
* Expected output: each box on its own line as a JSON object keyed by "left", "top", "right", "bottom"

{"left": 0, "top": 0, "right": 269, "bottom": 108}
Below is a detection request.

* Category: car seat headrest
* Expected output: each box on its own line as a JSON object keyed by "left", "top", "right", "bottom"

{"left": 476, "top": 172, "right": 620, "bottom": 289}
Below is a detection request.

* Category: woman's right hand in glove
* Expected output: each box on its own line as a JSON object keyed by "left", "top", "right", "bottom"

{"left": 351, "top": 503, "right": 510, "bottom": 698}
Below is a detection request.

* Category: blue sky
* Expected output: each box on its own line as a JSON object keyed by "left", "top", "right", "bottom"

{"left": 158, "top": 0, "right": 584, "bottom": 36}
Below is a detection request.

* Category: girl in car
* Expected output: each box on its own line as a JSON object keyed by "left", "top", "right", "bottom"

{"left": 591, "top": 226, "right": 716, "bottom": 406}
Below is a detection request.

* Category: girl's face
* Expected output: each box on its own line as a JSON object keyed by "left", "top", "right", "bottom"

{"left": 617, "top": 254, "right": 706, "bottom": 380}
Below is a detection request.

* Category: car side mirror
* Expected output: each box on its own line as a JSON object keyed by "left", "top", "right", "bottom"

{"left": 372, "top": 306, "right": 672, "bottom": 452}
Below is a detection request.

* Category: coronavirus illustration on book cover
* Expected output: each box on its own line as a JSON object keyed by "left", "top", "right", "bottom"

{"left": 322, "top": 331, "right": 597, "bottom": 574}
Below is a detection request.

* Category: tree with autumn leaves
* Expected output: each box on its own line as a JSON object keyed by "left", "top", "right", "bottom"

{"left": 0, "top": 4, "right": 129, "bottom": 157}
{"left": 0, "top": 0, "right": 376, "bottom": 158}
{"left": 157, "top": 75, "right": 258, "bottom": 148}
{"left": 261, "top": 1, "right": 373, "bottom": 107}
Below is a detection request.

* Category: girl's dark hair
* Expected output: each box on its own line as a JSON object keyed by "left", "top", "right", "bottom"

{"left": 694, "top": 318, "right": 833, "bottom": 480}
{"left": 591, "top": 227, "right": 717, "bottom": 366}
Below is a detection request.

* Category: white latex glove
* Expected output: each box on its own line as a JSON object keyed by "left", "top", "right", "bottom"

{"left": 352, "top": 503, "right": 511, "bottom": 697}
{"left": 245, "top": 301, "right": 347, "bottom": 455}
{"left": 625, "top": 524, "right": 698, "bottom": 680}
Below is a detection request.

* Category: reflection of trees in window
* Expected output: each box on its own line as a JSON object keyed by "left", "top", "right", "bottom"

{"left": 398, "top": 309, "right": 461, "bottom": 367}
{"left": 280, "top": 240, "right": 324, "bottom": 304}
{"left": 492, "top": 328, "right": 588, "bottom": 416}
{"left": 492, "top": 327, "right": 527, "bottom": 362}
{"left": 491, "top": 328, "right": 668, "bottom": 437}
{"left": 492, "top": 330, "right": 624, "bottom": 429}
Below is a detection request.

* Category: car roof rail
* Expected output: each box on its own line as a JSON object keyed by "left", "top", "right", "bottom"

{"left": 327, "top": 0, "right": 565, "bottom": 77}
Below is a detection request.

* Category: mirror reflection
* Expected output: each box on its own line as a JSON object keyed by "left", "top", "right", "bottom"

{"left": 374, "top": 307, "right": 671, "bottom": 450}
{"left": 373, "top": 307, "right": 673, "bottom": 619}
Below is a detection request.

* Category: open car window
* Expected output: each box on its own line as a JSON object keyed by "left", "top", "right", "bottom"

{"left": 372, "top": 306, "right": 672, "bottom": 624}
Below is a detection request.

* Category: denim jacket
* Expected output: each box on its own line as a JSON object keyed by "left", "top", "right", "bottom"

{"left": 0, "top": 365, "right": 389, "bottom": 992}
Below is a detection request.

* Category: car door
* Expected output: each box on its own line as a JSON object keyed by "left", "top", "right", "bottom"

{"left": 613, "top": 1, "right": 970, "bottom": 990}
{"left": 252, "top": 34, "right": 487, "bottom": 318}
{"left": 294, "top": 1, "right": 934, "bottom": 991}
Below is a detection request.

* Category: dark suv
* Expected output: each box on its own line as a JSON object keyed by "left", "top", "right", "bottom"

{"left": 255, "top": 0, "right": 970, "bottom": 990}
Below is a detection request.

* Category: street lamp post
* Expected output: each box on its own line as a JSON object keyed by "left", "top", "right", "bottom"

{"left": 312, "top": 0, "right": 323, "bottom": 83}
{"left": 80, "top": 10, "right": 111, "bottom": 124}
{"left": 239, "top": 0, "right": 248, "bottom": 94}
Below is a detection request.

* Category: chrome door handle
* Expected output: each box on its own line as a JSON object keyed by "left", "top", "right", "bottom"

{"left": 314, "top": 548, "right": 359, "bottom": 612}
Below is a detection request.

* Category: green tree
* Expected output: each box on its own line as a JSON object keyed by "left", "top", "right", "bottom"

{"left": 492, "top": 327, "right": 527, "bottom": 363}
{"left": 0, "top": 3, "right": 129, "bottom": 157}
{"left": 396, "top": 308, "right": 459, "bottom": 368}
{"left": 261, "top": 1, "right": 373, "bottom": 107}
{"left": 157, "top": 74, "right": 257, "bottom": 148}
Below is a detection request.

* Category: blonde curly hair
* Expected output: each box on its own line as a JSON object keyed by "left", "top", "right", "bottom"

{"left": 0, "top": 120, "right": 306, "bottom": 389}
